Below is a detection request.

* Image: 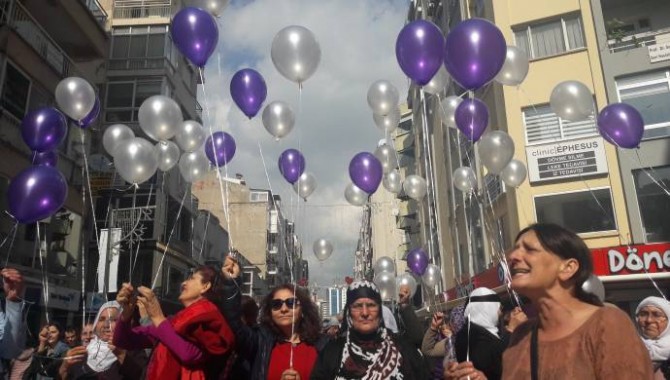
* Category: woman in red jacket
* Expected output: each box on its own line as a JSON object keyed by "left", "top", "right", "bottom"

{"left": 114, "top": 265, "right": 234, "bottom": 380}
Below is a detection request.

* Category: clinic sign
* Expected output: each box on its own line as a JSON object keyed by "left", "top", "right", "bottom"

{"left": 592, "top": 242, "right": 670, "bottom": 276}
{"left": 525, "top": 137, "right": 608, "bottom": 184}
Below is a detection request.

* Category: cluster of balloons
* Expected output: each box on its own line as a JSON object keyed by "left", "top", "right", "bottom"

{"left": 372, "top": 254, "right": 440, "bottom": 302}
{"left": 373, "top": 257, "right": 397, "bottom": 301}
{"left": 405, "top": 248, "right": 441, "bottom": 287}
{"left": 8, "top": 76, "right": 100, "bottom": 224}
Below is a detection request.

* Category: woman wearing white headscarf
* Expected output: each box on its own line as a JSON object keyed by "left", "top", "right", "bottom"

{"left": 636, "top": 296, "right": 670, "bottom": 379}
{"left": 453, "top": 287, "right": 505, "bottom": 380}
{"left": 58, "top": 301, "right": 146, "bottom": 379}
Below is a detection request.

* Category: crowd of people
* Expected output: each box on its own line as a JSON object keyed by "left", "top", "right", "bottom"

{"left": 0, "top": 223, "right": 668, "bottom": 379}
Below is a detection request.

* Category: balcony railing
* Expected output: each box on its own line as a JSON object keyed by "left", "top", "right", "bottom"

{"left": 608, "top": 27, "right": 670, "bottom": 53}
{"left": 0, "top": 0, "right": 81, "bottom": 78}
{"left": 108, "top": 57, "right": 176, "bottom": 75}
{"left": 113, "top": 0, "right": 172, "bottom": 19}
{"left": 483, "top": 173, "right": 505, "bottom": 205}
{"left": 80, "top": 0, "right": 108, "bottom": 26}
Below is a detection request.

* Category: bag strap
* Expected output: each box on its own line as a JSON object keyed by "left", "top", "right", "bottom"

{"left": 530, "top": 323, "right": 539, "bottom": 380}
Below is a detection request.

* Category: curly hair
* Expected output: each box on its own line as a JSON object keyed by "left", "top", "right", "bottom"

{"left": 259, "top": 284, "right": 321, "bottom": 345}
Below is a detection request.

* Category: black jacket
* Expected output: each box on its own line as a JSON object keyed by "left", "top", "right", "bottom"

{"left": 309, "top": 333, "right": 428, "bottom": 380}
{"left": 217, "top": 279, "right": 327, "bottom": 380}
{"left": 454, "top": 320, "right": 508, "bottom": 380}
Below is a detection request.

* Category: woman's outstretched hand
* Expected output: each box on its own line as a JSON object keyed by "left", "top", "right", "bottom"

{"left": 222, "top": 255, "right": 240, "bottom": 280}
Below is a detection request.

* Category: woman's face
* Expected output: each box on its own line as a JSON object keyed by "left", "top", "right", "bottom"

{"left": 179, "top": 271, "right": 210, "bottom": 306}
{"left": 637, "top": 305, "right": 669, "bottom": 340}
{"left": 96, "top": 307, "right": 119, "bottom": 342}
{"left": 506, "top": 231, "right": 572, "bottom": 296}
{"left": 81, "top": 324, "right": 94, "bottom": 346}
{"left": 270, "top": 288, "right": 302, "bottom": 330}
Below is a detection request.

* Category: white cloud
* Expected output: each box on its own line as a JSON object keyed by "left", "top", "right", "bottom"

{"left": 201, "top": 0, "right": 410, "bottom": 288}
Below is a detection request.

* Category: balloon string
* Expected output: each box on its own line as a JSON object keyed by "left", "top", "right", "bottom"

{"left": 151, "top": 191, "right": 188, "bottom": 290}
{"left": 2, "top": 221, "right": 18, "bottom": 267}
{"left": 198, "top": 67, "right": 235, "bottom": 250}
{"left": 128, "top": 185, "right": 137, "bottom": 282}
{"left": 131, "top": 185, "right": 154, "bottom": 274}
{"left": 633, "top": 149, "right": 670, "bottom": 197}
{"left": 197, "top": 212, "right": 211, "bottom": 262}
{"left": 36, "top": 222, "right": 50, "bottom": 323}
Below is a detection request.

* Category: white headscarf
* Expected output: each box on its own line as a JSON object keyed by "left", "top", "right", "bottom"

{"left": 464, "top": 287, "right": 501, "bottom": 338}
{"left": 382, "top": 305, "right": 398, "bottom": 333}
{"left": 86, "top": 301, "right": 121, "bottom": 373}
{"left": 636, "top": 296, "right": 670, "bottom": 361}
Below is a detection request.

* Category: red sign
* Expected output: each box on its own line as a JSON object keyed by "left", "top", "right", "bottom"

{"left": 445, "top": 264, "right": 505, "bottom": 301}
{"left": 592, "top": 242, "right": 670, "bottom": 276}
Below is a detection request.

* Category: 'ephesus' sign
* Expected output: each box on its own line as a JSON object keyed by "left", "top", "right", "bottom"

{"left": 592, "top": 242, "right": 670, "bottom": 276}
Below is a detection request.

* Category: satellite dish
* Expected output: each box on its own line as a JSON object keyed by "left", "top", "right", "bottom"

{"left": 88, "top": 154, "right": 113, "bottom": 173}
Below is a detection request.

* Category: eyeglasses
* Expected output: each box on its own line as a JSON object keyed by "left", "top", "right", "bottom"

{"left": 637, "top": 311, "right": 668, "bottom": 321}
{"left": 350, "top": 302, "right": 379, "bottom": 312}
{"left": 270, "top": 297, "right": 300, "bottom": 311}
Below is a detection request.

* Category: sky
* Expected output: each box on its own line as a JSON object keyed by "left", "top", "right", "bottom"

{"left": 200, "top": 0, "right": 411, "bottom": 291}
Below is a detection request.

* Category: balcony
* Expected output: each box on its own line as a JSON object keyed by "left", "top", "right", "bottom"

{"left": 113, "top": 0, "right": 172, "bottom": 19}
{"left": 107, "top": 57, "right": 176, "bottom": 76}
{"left": 607, "top": 28, "right": 670, "bottom": 53}
{"left": 80, "top": 0, "right": 108, "bottom": 27}
{"left": 483, "top": 173, "right": 505, "bottom": 205}
{"left": 602, "top": 0, "right": 670, "bottom": 53}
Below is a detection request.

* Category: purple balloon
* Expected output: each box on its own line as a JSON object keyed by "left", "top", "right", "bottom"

{"left": 278, "top": 149, "right": 306, "bottom": 184}
{"left": 171, "top": 7, "right": 218, "bottom": 67}
{"left": 230, "top": 69, "right": 267, "bottom": 119}
{"left": 407, "top": 248, "right": 429, "bottom": 276}
{"left": 396, "top": 20, "right": 445, "bottom": 86}
{"left": 205, "top": 132, "right": 236, "bottom": 167}
{"left": 8, "top": 165, "right": 67, "bottom": 224}
{"left": 455, "top": 98, "right": 489, "bottom": 142}
{"left": 78, "top": 96, "right": 100, "bottom": 129}
{"left": 21, "top": 107, "right": 67, "bottom": 153}
{"left": 444, "top": 18, "right": 507, "bottom": 90}
{"left": 597, "top": 103, "right": 645, "bottom": 149}
{"left": 32, "top": 151, "right": 58, "bottom": 167}
{"left": 349, "top": 152, "right": 383, "bottom": 194}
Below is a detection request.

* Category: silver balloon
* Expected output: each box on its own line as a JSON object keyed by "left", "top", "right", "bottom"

{"left": 113, "top": 137, "right": 159, "bottom": 185}
{"left": 373, "top": 144, "right": 398, "bottom": 174}
{"left": 374, "top": 272, "right": 396, "bottom": 302}
{"left": 103, "top": 124, "right": 135, "bottom": 157}
{"left": 396, "top": 273, "right": 418, "bottom": 298}
{"left": 178, "top": 150, "right": 210, "bottom": 183}
{"left": 345, "top": 183, "right": 367, "bottom": 206}
{"left": 494, "top": 46, "right": 529, "bottom": 86}
{"left": 262, "top": 101, "right": 295, "bottom": 140}
{"left": 453, "top": 167, "right": 477, "bottom": 193}
{"left": 138, "top": 95, "right": 183, "bottom": 142}
{"left": 293, "top": 172, "right": 317, "bottom": 200}
{"left": 478, "top": 131, "right": 515, "bottom": 175}
{"left": 55, "top": 77, "right": 96, "bottom": 121}
{"left": 367, "top": 80, "right": 399, "bottom": 116}
{"left": 202, "top": 0, "right": 228, "bottom": 17}
{"left": 313, "top": 238, "right": 333, "bottom": 261}
{"left": 175, "top": 120, "right": 206, "bottom": 152}
{"left": 271, "top": 25, "right": 321, "bottom": 84}
{"left": 423, "top": 66, "right": 450, "bottom": 95}
{"left": 373, "top": 256, "right": 396, "bottom": 274}
{"left": 500, "top": 159, "right": 527, "bottom": 188}
{"left": 582, "top": 274, "right": 605, "bottom": 302}
{"left": 154, "top": 141, "right": 180, "bottom": 172}
{"left": 402, "top": 175, "right": 427, "bottom": 200}
{"left": 440, "top": 95, "right": 462, "bottom": 129}
{"left": 383, "top": 170, "right": 402, "bottom": 194}
{"left": 373, "top": 107, "right": 401, "bottom": 133}
{"left": 422, "top": 264, "right": 440, "bottom": 287}
{"left": 550, "top": 80, "right": 594, "bottom": 122}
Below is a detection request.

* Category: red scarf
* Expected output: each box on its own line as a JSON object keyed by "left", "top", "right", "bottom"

{"left": 147, "top": 298, "right": 235, "bottom": 380}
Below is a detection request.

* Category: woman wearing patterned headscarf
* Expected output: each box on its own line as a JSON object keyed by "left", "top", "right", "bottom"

{"left": 310, "top": 280, "right": 427, "bottom": 380}
{"left": 636, "top": 296, "right": 670, "bottom": 379}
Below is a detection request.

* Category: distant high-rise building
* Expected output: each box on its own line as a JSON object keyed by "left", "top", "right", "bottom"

{"left": 327, "top": 286, "right": 346, "bottom": 317}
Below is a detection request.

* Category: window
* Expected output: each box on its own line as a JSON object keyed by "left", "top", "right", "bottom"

{"left": 633, "top": 166, "right": 670, "bottom": 242}
{"left": 105, "top": 80, "right": 164, "bottom": 123}
{"left": 111, "top": 25, "right": 171, "bottom": 60}
{"left": 165, "top": 266, "right": 186, "bottom": 297}
{"left": 616, "top": 70, "right": 670, "bottom": 138}
{"left": 523, "top": 104, "right": 597, "bottom": 145}
{"left": 514, "top": 14, "right": 585, "bottom": 60}
{"left": 1, "top": 63, "right": 30, "bottom": 119}
{"left": 242, "top": 271, "right": 253, "bottom": 295}
{"left": 534, "top": 188, "right": 616, "bottom": 234}
{"left": 250, "top": 191, "right": 269, "bottom": 202}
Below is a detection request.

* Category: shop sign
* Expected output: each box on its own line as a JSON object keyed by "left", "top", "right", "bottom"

{"left": 525, "top": 137, "right": 608, "bottom": 183}
{"left": 445, "top": 264, "right": 505, "bottom": 300}
{"left": 38, "top": 284, "right": 81, "bottom": 311}
{"left": 649, "top": 42, "right": 670, "bottom": 63}
{"left": 592, "top": 242, "right": 670, "bottom": 276}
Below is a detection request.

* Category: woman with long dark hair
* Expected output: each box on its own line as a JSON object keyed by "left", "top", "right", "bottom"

{"left": 113, "top": 265, "right": 235, "bottom": 380}
{"left": 220, "top": 254, "right": 325, "bottom": 380}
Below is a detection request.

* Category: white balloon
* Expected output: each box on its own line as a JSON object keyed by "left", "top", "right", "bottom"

{"left": 345, "top": 183, "right": 367, "bottom": 206}
{"left": 154, "top": 141, "right": 180, "bottom": 172}
{"left": 202, "top": 0, "right": 228, "bottom": 17}
{"left": 582, "top": 274, "right": 605, "bottom": 302}
{"left": 397, "top": 273, "right": 418, "bottom": 298}
{"left": 367, "top": 80, "right": 399, "bottom": 116}
{"left": 550, "top": 81, "right": 594, "bottom": 122}
{"left": 103, "top": 124, "right": 135, "bottom": 157}
{"left": 313, "top": 238, "right": 333, "bottom": 261}
{"left": 293, "top": 172, "right": 317, "bottom": 200}
{"left": 423, "top": 66, "right": 450, "bottom": 95}
{"left": 478, "top": 131, "right": 515, "bottom": 175}
{"left": 402, "top": 175, "right": 427, "bottom": 200}
{"left": 501, "top": 159, "right": 527, "bottom": 188}
{"left": 373, "top": 272, "right": 396, "bottom": 302}
{"left": 113, "top": 138, "right": 158, "bottom": 185}
{"left": 422, "top": 264, "right": 440, "bottom": 287}
{"left": 440, "top": 96, "right": 462, "bottom": 129}
{"left": 374, "top": 256, "right": 396, "bottom": 274}
{"left": 262, "top": 101, "right": 295, "bottom": 139}
{"left": 494, "top": 46, "right": 529, "bottom": 86}
{"left": 175, "top": 120, "right": 206, "bottom": 152}
{"left": 373, "top": 144, "right": 398, "bottom": 174}
{"left": 55, "top": 77, "right": 96, "bottom": 121}
{"left": 453, "top": 167, "right": 477, "bottom": 193}
{"left": 138, "top": 95, "right": 183, "bottom": 142}
{"left": 271, "top": 25, "right": 321, "bottom": 84}
{"left": 373, "top": 107, "right": 401, "bottom": 133}
{"left": 383, "top": 170, "right": 402, "bottom": 194}
{"left": 178, "top": 150, "right": 210, "bottom": 183}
